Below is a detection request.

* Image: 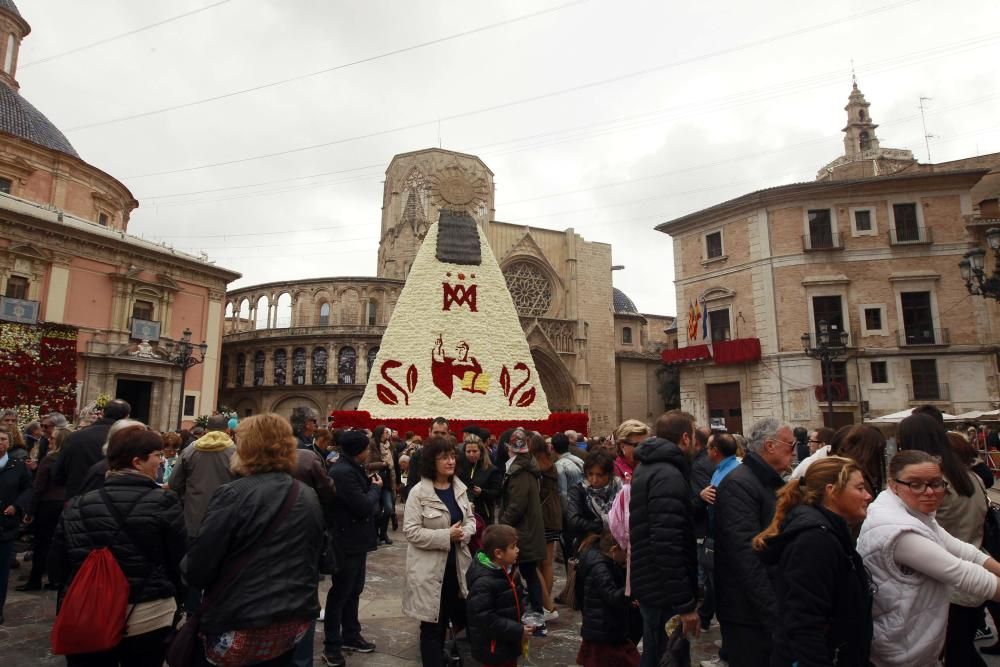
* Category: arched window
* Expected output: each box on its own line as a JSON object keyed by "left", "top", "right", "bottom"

{"left": 367, "top": 301, "right": 378, "bottom": 326}
{"left": 254, "top": 295, "right": 270, "bottom": 329}
{"left": 366, "top": 347, "right": 379, "bottom": 381}
{"left": 273, "top": 349, "right": 287, "bottom": 385}
{"left": 220, "top": 355, "right": 229, "bottom": 388}
{"left": 858, "top": 109, "right": 866, "bottom": 121}
{"left": 319, "top": 302, "right": 330, "bottom": 326}
{"left": 859, "top": 130, "right": 871, "bottom": 151}
{"left": 338, "top": 347, "right": 357, "bottom": 384}
{"left": 4, "top": 34, "right": 14, "bottom": 74}
{"left": 253, "top": 351, "right": 265, "bottom": 386}
{"left": 275, "top": 293, "right": 292, "bottom": 328}
{"left": 312, "top": 347, "right": 328, "bottom": 384}
{"left": 292, "top": 348, "right": 306, "bottom": 385}
{"left": 622, "top": 326, "right": 633, "bottom": 345}
{"left": 235, "top": 353, "right": 246, "bottom": 387}
{"left": 225, "top": 302, "right": 234, "bottom": 319}
{"left": 238, "top": 298, "right": 250, "bottom": 325}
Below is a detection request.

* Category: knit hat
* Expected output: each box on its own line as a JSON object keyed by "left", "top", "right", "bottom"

{"left": 508, "top": 428, "right": 528, "bottom": 454}
{"left": 340, "top": 430, "right": 370, "bottom": 457}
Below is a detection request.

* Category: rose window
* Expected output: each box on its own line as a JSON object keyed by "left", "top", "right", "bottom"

{"left": 504, "top": 261, "right": 553, "bottom": 316}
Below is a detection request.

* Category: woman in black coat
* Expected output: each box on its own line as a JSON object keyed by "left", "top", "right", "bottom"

{"left": 49, "top": 425, "right": 186, "bottom": 664}
{"left": 754, "top": 456, "right": 874, "bottom": 667}
{"left": 0, "top": 426, "right": 33, "bottom": 624}
{"left": 575, "top": 530, "right": 640, "bottom": 667}
{"left": 183, "top": 413, "right": 324, "bottom": 667}
{"left": 457, "top": 433, "right": 501, "bottom": 523}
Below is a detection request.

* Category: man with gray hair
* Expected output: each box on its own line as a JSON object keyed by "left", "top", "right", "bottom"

{"left": 37, "top": 412, "right": 68, "bottom": 461}
{"left": 712, "top": 417, "right": 794, "bottom": 667}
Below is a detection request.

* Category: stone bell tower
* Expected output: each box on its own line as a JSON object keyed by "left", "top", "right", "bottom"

{"left": 376, "top": 148, "right": 495, "bottom": 280}
{"left": 842, "top": 81, "right": 881, "bottom": 158}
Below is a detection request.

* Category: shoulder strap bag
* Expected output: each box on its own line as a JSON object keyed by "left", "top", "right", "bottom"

{"left": 166, "top": 479, "right": 301, "bottom": 667}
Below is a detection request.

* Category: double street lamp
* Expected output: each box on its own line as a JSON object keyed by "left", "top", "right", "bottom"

{"left": 959, "top": 227, "right": 1000, "bottom": 302}
{"left": 165, "top": 328, "right": 207, "bottom": 430}
{"left": 801, "top": 320, "right": 850, "bottom": 428}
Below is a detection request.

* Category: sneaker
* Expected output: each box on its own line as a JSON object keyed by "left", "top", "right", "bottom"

{"left": 343, "top": 637, "right": 376, "bottom": 653}
{"left": 700, "top": 658, "right": 729, "bottom": 667}
{"left": 976, "top": 626, "right": 996, "bottom": 642}
{"left": 543, "top": 608, "right": 559, "bottom": 622}
{"left": 321, "top": 651, "right": 346, "bottom": 667}
{"left": 532, "top": 624, "right": 547, "bottom": 637}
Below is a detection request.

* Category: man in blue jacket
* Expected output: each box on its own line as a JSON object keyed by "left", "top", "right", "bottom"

{"left": 322, "top": 430, "right": 381, "bottom": 667}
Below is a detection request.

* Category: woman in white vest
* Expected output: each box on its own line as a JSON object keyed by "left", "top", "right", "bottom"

{"left": 857, "top": 450, "right": 1000, "bottom": 666}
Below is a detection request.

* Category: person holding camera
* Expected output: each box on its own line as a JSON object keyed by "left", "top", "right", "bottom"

{"left": 323, "top": 430, "right": 383, "bottom": 667}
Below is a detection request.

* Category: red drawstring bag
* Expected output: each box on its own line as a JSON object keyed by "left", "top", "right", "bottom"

{"left": 51, "top": 546, "right": 130, "bottom": 655}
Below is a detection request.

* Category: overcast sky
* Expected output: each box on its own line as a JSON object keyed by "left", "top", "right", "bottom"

{"left": 17, "top": 0, "right": 1000, "bottom": 316}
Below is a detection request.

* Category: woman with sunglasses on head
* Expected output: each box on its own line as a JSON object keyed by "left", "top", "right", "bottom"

{"left": 753, "top": 456, "right": 874, "bottom": 667}
{"left": 857, "top": 449, "right": 1000, "bottom": 667}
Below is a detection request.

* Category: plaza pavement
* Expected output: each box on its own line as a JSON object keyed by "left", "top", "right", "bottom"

{"left": 3, "top": 523, "right": 1000, "bottom": 665}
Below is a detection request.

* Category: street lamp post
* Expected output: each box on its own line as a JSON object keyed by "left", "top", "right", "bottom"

{"left": 165, "top": 327, "right": 208, "bottom": 430}
{"left": 801, "top": 319, "right": 850, "bottom": 428}
{"left": 959, "top": 227, "right": 1000, "bottom": 301}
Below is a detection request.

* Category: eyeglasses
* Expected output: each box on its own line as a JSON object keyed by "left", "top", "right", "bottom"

{"left": 893, "top": 478, "right": 949, "bottom": 493}
{"left": 770, "top": 438, "right": 796, "bottom": 450}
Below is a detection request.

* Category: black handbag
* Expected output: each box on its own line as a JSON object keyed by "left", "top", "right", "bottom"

{"left": 984, "top": 501, "right": 1000, "bottom": 560}
{"left": 319, "top": 529, "right": 339, "bottom": 575}
{"left": 166, "top": 481, "right": 300, "bottom": 667}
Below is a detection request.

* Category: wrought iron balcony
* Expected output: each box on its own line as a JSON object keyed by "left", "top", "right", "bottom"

{"left": 889, "top": 226, "right": 933, "bottom": 245}
{"left": 802, "top": 231, "right": 844, "bottom": 252}
{"left": 897, "top": 327, "right": 948, "bottom": 346}
{"left": 908, "top": 383, "right": 950, "bottom": 402}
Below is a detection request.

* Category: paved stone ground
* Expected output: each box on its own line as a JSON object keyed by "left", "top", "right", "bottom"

{"left": 4, "top": 524, "right": 1000, "bottom": 666}
{"left": 0, "top": 524, "right": 722, "bottom": 666}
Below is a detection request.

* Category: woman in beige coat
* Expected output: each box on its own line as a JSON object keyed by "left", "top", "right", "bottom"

{"left": 403, "top": 435, "right": 477, "bottom": 667}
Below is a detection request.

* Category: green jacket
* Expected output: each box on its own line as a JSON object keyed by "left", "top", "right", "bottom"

{"left": 499, "top": 454, "right": 546, "bottom": 562}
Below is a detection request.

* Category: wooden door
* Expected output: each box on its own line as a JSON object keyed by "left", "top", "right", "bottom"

{"left": 706, "top": 382, "right": 743, "bottom": 435}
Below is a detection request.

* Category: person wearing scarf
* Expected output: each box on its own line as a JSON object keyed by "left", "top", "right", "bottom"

{"left": 567, "top": 451, "right": 622, "bottom": 548}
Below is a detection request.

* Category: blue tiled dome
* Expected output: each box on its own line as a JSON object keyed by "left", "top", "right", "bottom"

{"left": 0, "top": 84, "right": 78, "bottom": 158}
{"left": 613, "top": 287, "right": 639, "bottom": 314}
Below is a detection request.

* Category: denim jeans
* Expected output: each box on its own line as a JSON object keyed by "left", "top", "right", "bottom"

{"left": 639, "top": 604, "right": 673, "bottom": 667}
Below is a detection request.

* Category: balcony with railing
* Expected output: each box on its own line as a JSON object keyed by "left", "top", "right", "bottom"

{"left": 908, "top": 382, "right": 950, "bottom": 402}
{"left": 802, "top": 231, "right": 844, "bottom": 252}
{"left": 814, "top": 382, "right": 857, "bottom": 403}
{"left": 888, "top": 226, "right": 933, "bottom": 245}
{"left": 896, "top": 327, "right": 949, "bottom": 347}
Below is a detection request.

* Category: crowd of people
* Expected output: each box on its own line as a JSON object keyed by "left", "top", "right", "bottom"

{"left": 2, "top": 402, "right": 1000, "bottom": 666}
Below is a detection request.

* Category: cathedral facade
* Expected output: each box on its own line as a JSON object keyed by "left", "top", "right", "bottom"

{"left": 219, "top": 148, "right": 674, "bottom": 433}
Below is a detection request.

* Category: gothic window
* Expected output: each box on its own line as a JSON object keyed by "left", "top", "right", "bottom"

{"left": 367, "top": 347, "right": 379, "bottom": 381}
{"left": 235, "top": 353, "right": 246, "bottom": 387}
{"left": 253, "top": 351, "right": 265, "bottom": 386}
{"left": 274, "top": 349, "right": 287, "bottom": 385}
{"left": 312, "top": 347, "right": 328, "bottom": 384}
{"left": 338, "top": 347, "right": 357, "bottom": 384}
{"left": 504, "top": 261, "right": 553, "bottom": 317}
{"left": 859, "top": 130, "right": 871, "bottom": 151}
{"left": 292, "top": 348, "right": 306, "bottom": 385}
{"left": 220, "top": 355, "right": 229, "bottom": 389}
{"left": 319, "top": 303, "right": 330, "bottom": 326}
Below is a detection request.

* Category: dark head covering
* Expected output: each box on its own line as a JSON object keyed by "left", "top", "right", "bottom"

{"left": 340, "top": 431, "right": 370, "bottom": 457}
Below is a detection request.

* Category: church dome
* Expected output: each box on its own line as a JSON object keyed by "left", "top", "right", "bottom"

{"left": 0, "top": 84, "right": 78, "bottom": 157}
{"left": 613, "top": 287, "right": 639, "bottom": 314}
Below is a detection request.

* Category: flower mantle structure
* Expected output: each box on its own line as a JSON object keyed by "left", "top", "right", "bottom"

{"left": 0, "top": 321, "right": 78, "bottom": 423}
{"left": 350, "top": 210, "right": 588, "bottom": 434}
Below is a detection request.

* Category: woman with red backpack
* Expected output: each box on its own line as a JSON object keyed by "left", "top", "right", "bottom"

{"left": 49, "top": 424, "right": 187, "bottom": 666}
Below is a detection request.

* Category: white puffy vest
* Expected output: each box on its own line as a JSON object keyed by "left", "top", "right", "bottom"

{"left": 856, "top": 490, "right": 949, "bottom": 667}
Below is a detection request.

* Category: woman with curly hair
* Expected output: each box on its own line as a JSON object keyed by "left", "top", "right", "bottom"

{"left": 182, "top": 413, "right": 324, "bottom": 666}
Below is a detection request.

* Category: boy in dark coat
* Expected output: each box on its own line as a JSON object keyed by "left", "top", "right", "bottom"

{"left": 466, "top": 525, "right": 534, "bottom": 666}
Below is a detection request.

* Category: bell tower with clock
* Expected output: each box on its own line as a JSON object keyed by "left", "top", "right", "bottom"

{"left": 377, "top": 148, "right": 495, "bottom": 280}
